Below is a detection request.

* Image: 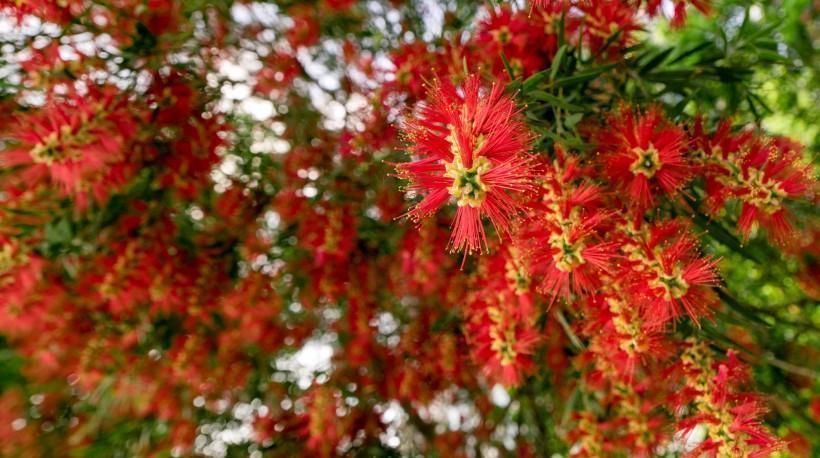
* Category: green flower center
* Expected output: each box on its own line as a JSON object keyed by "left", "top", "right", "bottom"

{"left": 29, "top": 132, "right": 65, "bottom": 165}
{"left": 488, "top": 307, "right": 517, "bottom": 366}
{"left": 630, "top": 145, "right": 661, "bottom": 178}
{"left": 549, "top": 233, "right": 586, "bottom": 272}
{"left": 744, "top": 168, "right": 785, "bottom": 214}
{"left": 29, "top": 126, "right": 79, "bottom": 165}
{"left": 652, "top": 268, "right": 689, "bottom": 300}
{"left": 445, "top": 155, "right": 491, "bottom": 208}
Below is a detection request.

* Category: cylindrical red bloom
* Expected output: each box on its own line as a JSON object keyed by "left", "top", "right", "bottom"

{"left": 397, "top": 75, "right": 534, "bottom": 254}
{"left": 597, "top": 106, "right": 691, "bottom": 212}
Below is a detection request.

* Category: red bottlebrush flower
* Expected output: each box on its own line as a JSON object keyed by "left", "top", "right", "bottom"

{"left": 297, "top": 205, "right": 357, "bottom": 267}
{"left": 565, "top": 411, "right": 609, "bottom": 457}
{"left": 394, "top": 219, "right": 456, "bottom": 295}
{"left": 463, "top": 248, "right": 539, "bottom": 387}
{"left": 466, "top": 289, "right": 539, "bottom": 387}
{"left": 675, "top": 344, "right": 783, "bottom": 458}
{"left": 476, "top": 6, "right": 555, "bottom": 80}
{"left": 597, "top": 106, "right": 691, "bottom": 212}
{"left": 584, "top": 290, "right": 669, "bottom": 378}
{"left": 533, "top": 210, "right": 617, "bottom": 300}
{"left": 519, "top": 147, "right": 617, "bottom": 300}
{"left": 397, "top": 75, "right": 534, "bottom": 254}
{"left": 388, "top": 42, "right": 436, "bottom": 101}
{"left": 145, "top": 72, "right": 225, "bottom": 199}
{"left": 303, "top": 388, "right": 343, "bottom": 457}
{"left": 0, "top": 88, "right": 139, "bottom": 204}
{"left": 255, "top": 51, "right": 301, "bottom": 95}
{"left": 735, "top": 138, "right": 814, "bottom": 244}
{"left": 643, "top": 233, "right": 719, "bottom": 326}
{"left": 694, "top": 119, "right": 815, "bottom": 244}
{"left": 578, "top": 0, "right": 642, "bottom": 55}
{"left": 618, "top": 221, "right": 720, "bottom": 327}
{"left": 692, "top": 118, "right": 755, "bottom": 212}
{"left": 286, "top": 5, "right": 320, "bottom": 48}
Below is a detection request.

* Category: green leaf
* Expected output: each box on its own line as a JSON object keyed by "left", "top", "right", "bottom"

{"left": 550, "top": 44, "right": 568, "bottom": 82}
{"left": 553, "top": 64, "right": 615, "bottom": 87}
{"left": 563, "top": 112, "right": 583, "bottom": 129}
{"left": 529, "top": 91, "right": 583, "bottom": 111}
{"left": 45, "top": 218, "right": 73, "bottom": 245}
{"left": 670, "top": 41, "right": 713, "bottom": 64}
{"left": 522, "top": 70, "right": 548, "bottom": 92}
{"left": 639, "top": 47, "right": 675, "bottom": 74}
{"left": 756, "top": 49, "right": 790, "bottom": 64}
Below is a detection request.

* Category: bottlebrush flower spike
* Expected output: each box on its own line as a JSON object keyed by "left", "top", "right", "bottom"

{"left": 465, "top": 289, "right": 539, "bottom": 387}
{"left": 0, "top": 88, "right": 138, "bottom": 204}
{"left": 585, "top": 288, "right": 667, "bottom": 378}
{"left": 694, "top": 119, "right": 815, "bottom": 244}
{"left": 733, "top": 138, "right": 813, "bottom": 243}
{"left": 676, "top": 342, "right": 783, "bottom": 457}
{"left": 597, "top": 106, "right": 691, "bottom": 212}
{"left": 692, "top": 118, "right": 755, "bottom": 212}
{"left": 396, "top": 75, "right": 534, "bottom": 254}
{"left": 618, "top": 221, "right": 720, "bottom": 327}
{"left": 477, "top": 6, "right": 557, "bottom": 80}
{"left": 303, "top": 386, "right": 344, "bottom": 457}
{"left": 578, "top": 0, "right": 642, "bottom": 55}
{"left": 645, "top": 239, "right": 720, "bottom": 327}
{"left": 519, "top": 147, "right": 617, "bottom": 300}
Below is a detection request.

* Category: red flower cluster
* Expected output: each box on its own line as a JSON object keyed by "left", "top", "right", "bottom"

{"left": 694, "top": 120, "right": 814, "bottom": 244}
{"left": 394, "top": 72, "right": 810, "bottom": 456}
{"left": 597, "top": 106, "right": 691, "bottom": 212}
{"left": 397, "top": 75, "right": 534, "bottom": 254}
{"left": 1, "top": 87, "right": 140, "bottom": 206}
{"left": 673, "top": 342, "right": 782, "bottom": 457}
{"left": 533, "top": 0, "right": 711, "bottom": 30}
{"left": 465, "top": 248, "right": 539, "bottom": 386}
{"left": 519, "top": 147, "right": 616, "bottom": 300}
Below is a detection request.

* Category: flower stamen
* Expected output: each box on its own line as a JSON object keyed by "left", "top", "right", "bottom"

{"left": 445, "top": 155, "right": 491, "bottom": 208}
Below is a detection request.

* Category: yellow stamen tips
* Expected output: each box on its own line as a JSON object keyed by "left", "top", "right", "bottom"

{"left": 607, "top": 297, "right": 643, "bottom": 355}
{"left": 744, "top": 168, "right": 785, "bottom": 214}
{"left": 629, "top": 144, "right": 661, "bottom": 178}
{"left": 488, "top": 306, "right": 517, "bottom": 366}
{"left": 445, "top": 154, "right": 491, "bottom": 208}
{"left": 652, "top": 267, "right": 689, "bottom": 300}
{"left": 549, "top": 233, "right": 586, "bottom": 272}
{"left": 505, "top": 255, "right": 530, "bottom": 294}
{"left": 0, "top": 243, "right": 21, "bottom": 275}
{"left": 29, "top": 132, "right": 63, "bottom": 165}
{"left": 491, "top": 26, "right": 511, "bottom": 45}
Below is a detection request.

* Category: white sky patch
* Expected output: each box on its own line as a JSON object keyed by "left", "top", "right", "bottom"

{"left": 274, "top": 338, "right": 334, "bottom": 390}
{"left": 194, "top": 399, "right": 268, "bottom": 458}
{"left": 418, "top": 0, "right": 444, "bottom": 41}
{"left": 377, "top": 401, "right": 411, "bottom": 450}
{"left": 490, "top": 384, "right": 510, "bottom": 407}
{"left": 239, "top": 97, "right": 275, "bottom": 120}
{"left": 749, "top": 4, "right": 763, "bottom": 22}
